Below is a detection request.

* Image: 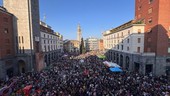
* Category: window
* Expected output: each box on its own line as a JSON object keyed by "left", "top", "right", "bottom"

{"left": 44, "top": 34, "right": 46, "bottom": 38}
{"left": 138, "top": 38, "right": 141, "bottom": 43}
{"left": 138, "top": 6, "right": 142, "bottom": 10}
{"left": 19, "top": 36, "right": 20, "bottom": 43}
{"left": 128, "top": 30, "right": 130, "bottom": 35}
{"left": 44, "top": 45, "right": 46, "bottom": 52}
{"left": 4, "top": 28, "right": 8, "bottom": 33}
{"left": 44, "top": 40, "right": 46, "bottom": 44}
{"left": 147, "top": 28, "right": 152, "bottom": 32}
{"left": 137, "top": 47, "right": 140, "bottom": 53}
{"left": 149, "top": 0, "right": 153, "bottom": 4}
{"left": 121, "top": 32, "right": 123, "bottom": 37}
{"left": 168, "top": 47, "right": 170, "bottom": 53}
{"left": 22, "top": 36, "right": 24, "bottom": 43}
{"left": 148, "top": 18, "right": 152, "bottom": 23}
{"left": 48, "top": 46, "right": 50, "bottom": 51}
{"left": 127, "top": 39, "right": 129, "bottom": 43}
{"left": 138, "top": 29, "right": 141, "bottom": 34}
{"left": 121, "top": 45, "right": 123, "bottom": 50}
{"left": 117, "top": 45, "right": 119, "bottom": 49}
{"left": 148, "top": 8, "right": 153, "bottom": 14}
{"left": 127, "top": 47, "right": 129, "bottom": 51}
{"left": 121, "top": 39, "right": 123, "bottom": 43}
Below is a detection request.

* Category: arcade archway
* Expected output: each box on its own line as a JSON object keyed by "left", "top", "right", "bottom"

{"left": 116, "top": 53, "right": 119, "bottom": 64}
{"left": 120, "top": 55, "right": 123, "bottom": 67}
{"left": 18, "top": 60, "right": 26, "bottom": 73}
{"left": 125, "top": 56, "right": 130, "bottom": 70}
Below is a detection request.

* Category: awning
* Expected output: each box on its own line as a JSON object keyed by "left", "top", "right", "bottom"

{"left": 109, "top": 67, "right": 123, "bottom": 72}
{"left": 103, "top": 61, "right": 120, "bottom": 68}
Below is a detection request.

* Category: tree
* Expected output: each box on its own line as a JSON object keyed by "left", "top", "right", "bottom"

{"left": 80, "top": 38, "right": 86, "bottom": 54}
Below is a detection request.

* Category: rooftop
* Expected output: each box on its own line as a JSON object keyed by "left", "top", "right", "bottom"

{"left": 0, "top": 6, "right": 13, "bottom": 16}
{"left": 103, "top": 20, "right": 145, "bottom": 36}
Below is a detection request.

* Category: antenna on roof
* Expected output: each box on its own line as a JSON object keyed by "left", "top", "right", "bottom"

{"left": 43, "top": 13, "right": 46, "bottom": 23}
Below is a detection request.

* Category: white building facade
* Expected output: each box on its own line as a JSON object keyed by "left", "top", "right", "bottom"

{"left": 56, "top": 32, "right": 63, "bottom": 52}
{"left": 103, "top": 20, "right": 152, "bottom": 74}
{"left": 103, "top": 23, "right": 145, "bottom": 54}
{"left": 40, "top": 21, "right": 63, "bottom": 66}
{"left": 85, "top": 37, "right": 99, "bottom": 51}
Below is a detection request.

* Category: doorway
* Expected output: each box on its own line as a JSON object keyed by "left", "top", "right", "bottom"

{"left": 134, "top": 62, "right": 140, "bottom": 72}
{"left": 145, "top": 64, "right": 153, "bottom": 74}
{"left": 6, "top": 68, "right": 13, "bottom": 78}
{"left": 18, "top": 60, "right": 26, "bottom": 74}
{"left": 120, "top": 55, "right": 123, "bottom": 67}
{"left": 165, "top": 66, "right": 170, "bottom": 75}
{"left": 126, "top": 56, "right": 130, "bottom": 70}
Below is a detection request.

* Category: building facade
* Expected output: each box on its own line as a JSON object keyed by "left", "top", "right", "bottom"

{"left": 103, "top": 21, "right": 146, "bottom": 71}
{"left": 4, "top": 0, "right": 42, "bottom": 73}
{"left": 64, "top": 40, "right": 80, "bottom": 53}
{"left": 56, "top": 32, "right": 63, "bottom": 53}
{"left": 85, "top": 37, "right": 99, "bottom": 51}
{"left": 103, "top": 0, "right": 170, "bottom": 76}
{"left": 135, "top": 0, "right": 170, "bottom": 56}
{"left": 134, "top": 0, "right": 170, "bottom": 75}
{"left": 0, "top": 7, "right": 16, "bottom": 79}
{"left": 40, "top": 21, "right": 62, "bottom": 67}
{"left": 99, "top": 39, "right": 104, "bottom": 51}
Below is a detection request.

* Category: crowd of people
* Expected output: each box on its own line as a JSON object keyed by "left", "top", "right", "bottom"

{"left": 0, "top": 53, "right": 170, "bottom": 96}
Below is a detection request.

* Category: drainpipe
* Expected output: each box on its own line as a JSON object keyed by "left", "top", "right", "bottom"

{"left": 28, "top": 0, "right": 33, "bottom": 71}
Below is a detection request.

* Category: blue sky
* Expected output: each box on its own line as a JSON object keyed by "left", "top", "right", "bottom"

{"left": 0, "top": 0, "right": 135, "bottom": 40}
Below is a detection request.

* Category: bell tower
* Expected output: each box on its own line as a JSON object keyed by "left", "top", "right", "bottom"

{"left": 77, "top": 24, "right": 82, "bottom": 42}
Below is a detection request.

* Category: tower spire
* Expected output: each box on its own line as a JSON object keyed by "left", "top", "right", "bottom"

{"left": 77, "top": 24, "right": 82, "bottom": 42}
